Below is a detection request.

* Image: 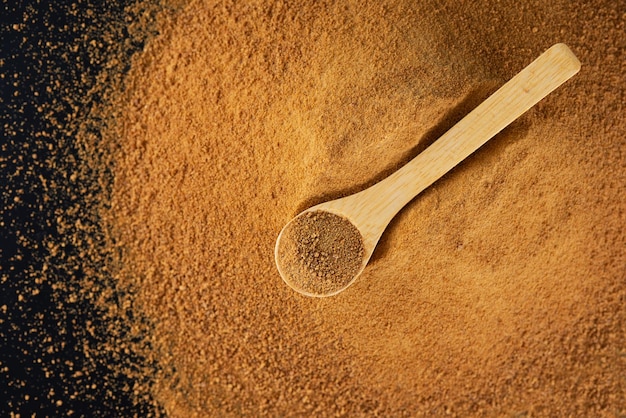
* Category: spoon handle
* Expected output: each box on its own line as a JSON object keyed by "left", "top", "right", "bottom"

{"left": 364, "top": 43, "right": 580, "bottom": 223}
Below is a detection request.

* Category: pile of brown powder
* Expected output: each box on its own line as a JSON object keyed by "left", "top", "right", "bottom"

{"left": 276, "top": 211, "right": 365, "bottom": 296}
{"left": 100, "top": 0, "right": 625, "bottom": 416}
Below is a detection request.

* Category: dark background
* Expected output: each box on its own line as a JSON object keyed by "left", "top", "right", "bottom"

{"left": 1, "top": 0, "right": 162, "bottom": 415}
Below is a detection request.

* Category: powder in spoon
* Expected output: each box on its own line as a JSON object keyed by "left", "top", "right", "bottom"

{"left": 277, "top": 210, "right": 365, "bottom": 295}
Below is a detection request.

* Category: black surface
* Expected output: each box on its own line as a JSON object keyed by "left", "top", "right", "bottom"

{"left": 1, "top": 0, "right": 162, "bottom": 415}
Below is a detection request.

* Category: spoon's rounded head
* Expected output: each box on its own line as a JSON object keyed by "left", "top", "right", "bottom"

{"left": 275, "top": 210, "right": 366, "bottom": 297}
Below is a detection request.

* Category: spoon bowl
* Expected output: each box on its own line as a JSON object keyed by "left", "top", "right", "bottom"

{"left": 275, "top": 209, "right": 369, "bottom": 297}
{"left": 276, "top": 43, "right": 581, "bottom": 297}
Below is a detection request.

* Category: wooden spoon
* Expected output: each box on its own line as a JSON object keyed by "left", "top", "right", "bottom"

{"left": 275, "top": 43, "right": 581, "bottom": 297}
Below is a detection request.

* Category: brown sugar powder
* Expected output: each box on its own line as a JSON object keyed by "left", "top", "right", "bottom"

{"left": 98, "top": 0, "right": 625, "bottom": 416}
{"left": 277, "top": 211, "right": 364, "bottom": 296}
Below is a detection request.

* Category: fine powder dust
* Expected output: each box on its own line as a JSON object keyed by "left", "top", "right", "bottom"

{"left": 276, "top": 211, "right": 365, "bottom": 296}
{"left": 100, "top": 0, "right": 625, "bottom": 416}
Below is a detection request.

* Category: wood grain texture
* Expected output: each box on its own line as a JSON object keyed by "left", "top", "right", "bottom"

{"left": 310, "top": 43, "right": 580, "bottom": 262}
